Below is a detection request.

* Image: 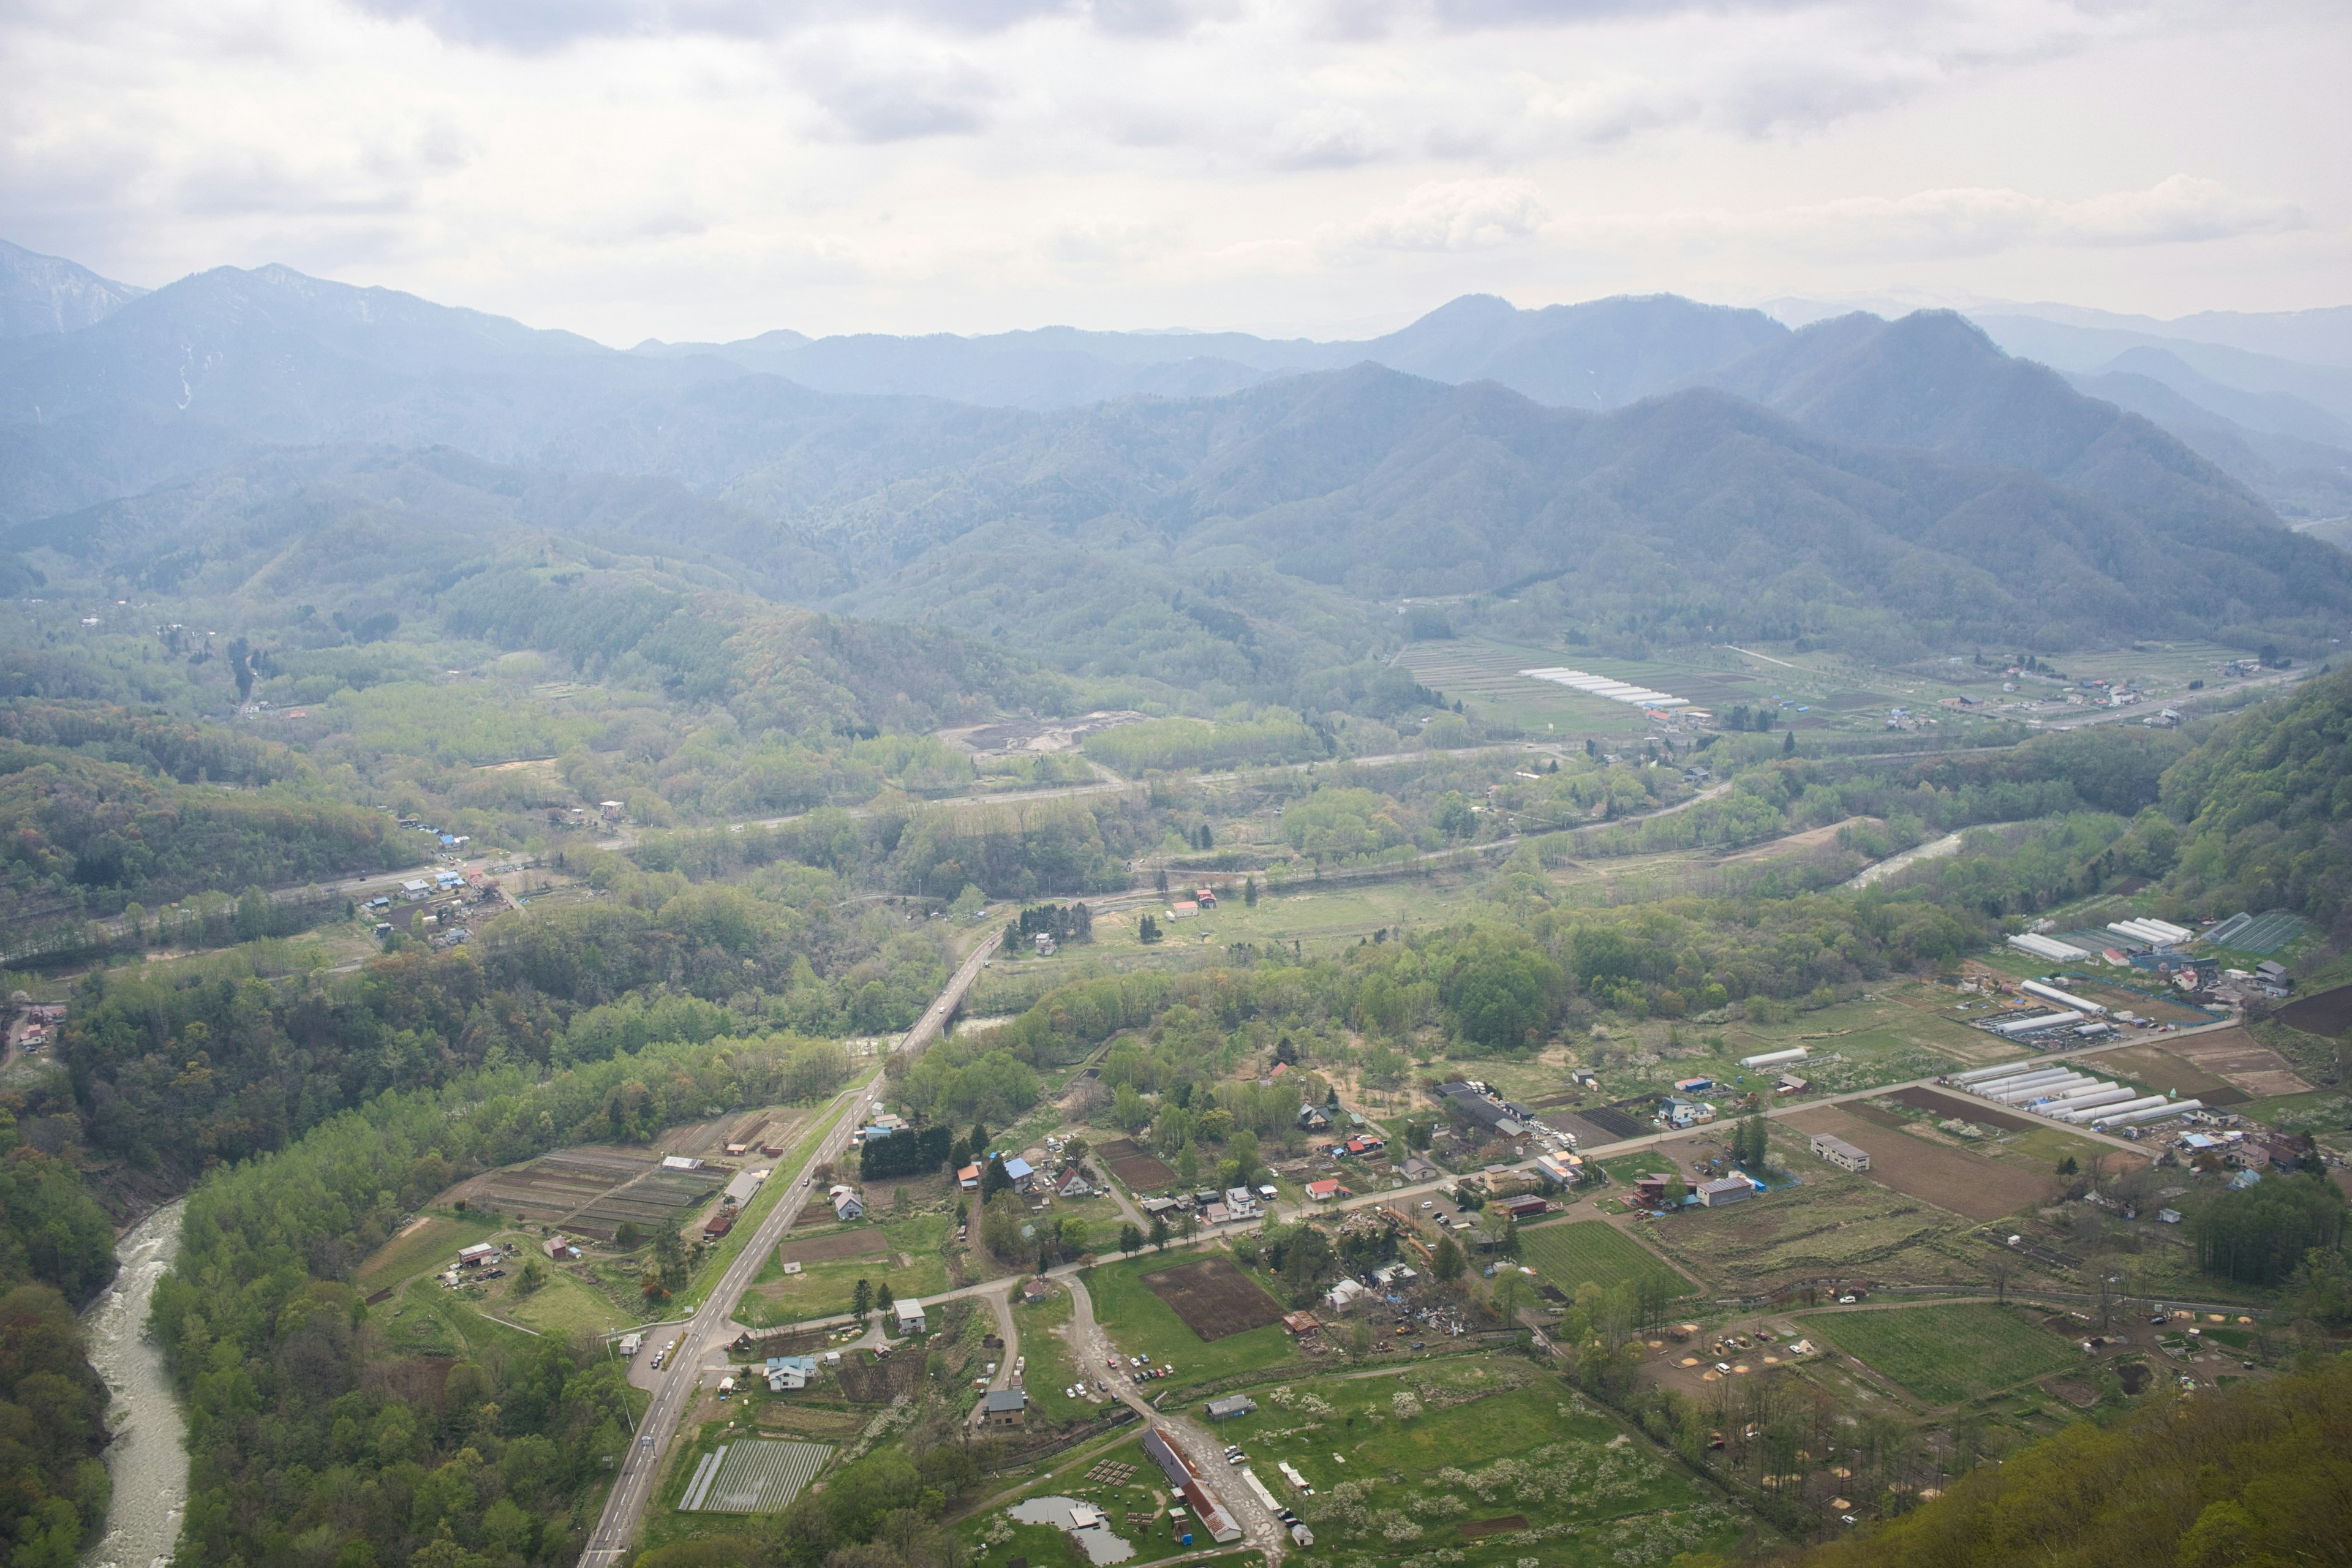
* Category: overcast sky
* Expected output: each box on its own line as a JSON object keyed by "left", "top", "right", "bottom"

{"left": 4, "top": 0, "right": 2345, "bottom": 343}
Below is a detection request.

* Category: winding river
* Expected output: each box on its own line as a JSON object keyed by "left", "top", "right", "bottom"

{"left": 81, "top": 1200, "right": 187, "bottom": 1568}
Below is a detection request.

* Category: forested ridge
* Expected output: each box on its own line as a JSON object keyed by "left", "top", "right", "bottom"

{"left": 1782, "top": 1354, "right": 2352, "bottom": 1568}
{"left": 149, "top": 1033, "right": 852, "bottom": 1568}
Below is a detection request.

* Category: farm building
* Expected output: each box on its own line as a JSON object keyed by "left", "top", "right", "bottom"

{"left": 982, "top": 1389, "right": 1026, "bottom": 1426}
{"left": 894, "top": 1298, "right": 927, "bottom": 1335}
{"left": 722, "top": 1169, "right": 766, "bottom": 1207}
{"left": 1499, "top": 1194, "right": 1550, "bottom": 1221}
{"left": 456, "top": 1243, "right": 500, "bottom": 1267}
{"left": 957, "top": 1163, "right": 981, "bottom": 1191}
{"left": 1142, "top": 1428, "right": 1244, "bottom": 1544}
{"left": 1001, "top": 1156, "right": 1036, "bottom": 1191}
{"left": 1697, "top": 1176, "right": 1753, "bottom": 1207}
{"left": 1810, "top": 1134, "right": 1871, "bottom": 1172}
{"left": 703, "top": 1209, "right": 736, "bottom": 1239}
{"left": 662, "top": 1155, "right": 705, "bottom": 1172}
{"left": 1205, "top": 1396, "right": 1257, "bottom": 1420}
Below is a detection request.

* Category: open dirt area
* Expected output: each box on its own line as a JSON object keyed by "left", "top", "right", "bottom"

{"left": 2279, "top": 984, "right": 2352, "bottom": 1036}
{"left": 1785, "top": 1106, "right": 2051, "bottom": 1223}
{"left": 1888, "top": 1087, "right": 2038, "bottom": 1132}
{"left": 2095, "top": 1045, "right": 2248, "bottom": 1107}
{"left": 2164, "top": 1028, "right": 2315, "bottom": 1100}
{"left": 1140, "top": 1256, "right": 1286, "bottom": 1341}
{"left": 778, "top": 1229, "right": 890, "bottom": 1266}
{"left": 1458, "top": 1516, "right": 1531, "bottom": 1539}
{"left": 1646, "top": 1177, "right": 1962, "bottom": 1294}
{"left": 1098, "top": 1138, "right": 1178, "bottom": 1192}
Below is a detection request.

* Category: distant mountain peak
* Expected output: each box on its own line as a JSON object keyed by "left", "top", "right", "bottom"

{"left": 0, "top": 238, "right": 146, "bottom": 339}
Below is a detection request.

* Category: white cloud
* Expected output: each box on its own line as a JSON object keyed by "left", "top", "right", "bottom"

{"left": 1338, "top": 177, "right": 1548, "bottom": 251}
{"left": 0, "top": 0, "right": 2342, "bottom": 338}
{"left": 1618, "top": 176, "right": 2309, "bottom": 260}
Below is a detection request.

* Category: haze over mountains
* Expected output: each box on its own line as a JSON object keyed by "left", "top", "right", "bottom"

{"left": 2, "top": 237, "right": 2348, "bottom": 687}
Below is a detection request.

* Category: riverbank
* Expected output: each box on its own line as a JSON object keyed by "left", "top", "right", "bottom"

{"left": 81, "top": 1200, "right": 187, "bottom": 1568}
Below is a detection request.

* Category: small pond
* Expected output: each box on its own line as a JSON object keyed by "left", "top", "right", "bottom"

{"left": 1006, "top": 1495, "right": 1137, "bottom": 1565}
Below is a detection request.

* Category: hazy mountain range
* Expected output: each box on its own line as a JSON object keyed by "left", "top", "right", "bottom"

{"left": 2, "top": 237, "right": 2348, "bottom": 680}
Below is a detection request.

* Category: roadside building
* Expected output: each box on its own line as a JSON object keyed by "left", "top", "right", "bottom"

{"left": 982, "top": 1389, "right": 1027, "bottom": 1426}
{"left": 894, "top": 1298, "right": 927, "bottom": 1336}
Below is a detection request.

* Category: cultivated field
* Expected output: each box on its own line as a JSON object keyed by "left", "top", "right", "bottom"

{"left": 1887, "top": 1087, "right": 2037, "bottom": 1133}
{"left": 777, "top": 1229, "right": 890, "bottom": 1267}
{"left": 1140, "top": 1255, "right": 1287, "bottom": 1341}
{"left": 2278, "top": 983, "right": 2352, "bottom": 1036}
{"left": 469, "top": 1147, "right": 656, "bottom": 1224}
{"left": 1806, "top": 1303, "right": 2079, "bottom": 1406}
{"left": 2167, "top": 1027, "right": 2317, "bottom": 1099}
{"left": 1096, "top": 1137, "right": 1177, "bottom": 1192}
{"left": 1519, "top": 1220, "right": 1692, "bottom": 1301}
{"left": 2097, "top": 1045, "right": 2247, "bottom": 1106}
{"left": 1084, "top": 1252, "right": 1298, "bottom": 1387}
{"left": 1785, "top": 1106, "right": 2049, "bottom": 1222}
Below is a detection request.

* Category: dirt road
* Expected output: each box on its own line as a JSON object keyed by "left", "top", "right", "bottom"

{"left": 1064, "top": 1272, "right": 1289, "bottom": 1564}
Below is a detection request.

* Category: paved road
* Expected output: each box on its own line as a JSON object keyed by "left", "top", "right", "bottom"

{"left": 575, "top": 924, "right": 1005, "bottom": 1568}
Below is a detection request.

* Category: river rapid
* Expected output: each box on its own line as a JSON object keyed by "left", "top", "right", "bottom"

{"left": 80, "top": 1200, "right": 187, "bottom": 1568}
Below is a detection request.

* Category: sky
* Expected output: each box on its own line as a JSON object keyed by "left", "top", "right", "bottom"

{"left": 4, "top": 0, "right": 2346, "bottom": 344}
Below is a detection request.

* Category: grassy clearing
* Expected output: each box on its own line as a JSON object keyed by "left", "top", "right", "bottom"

{"left": 2231, "top": 1090, "right": 2352, "bottom": 1134}
{"left": 1082, "top": 1250, "right": 1299, "bottom": 1390}
{"left": 740, "top": 1213, "right": 951, "bottom": 1327}
{"left": 356, "top": 1213, "right": 500, "bottom": 1294}
{"left": 1012, "top": 1287, "right": 1098, "bottom": 1426}
{"left": 1807, "top": 1303, "right": 2079, "bottom": 1406}
{"left": 495, "top": 1267, "right": 631, "bottom": 1336}
{"left": 1518, "top": 1221, "right": 1691, "bottom": 1300}
{"left": 1079, "top": 877, "right": 1483, "bottom": 962}
{"left": 1643, "top": 1175, "right": 1963, "bottom": 1295}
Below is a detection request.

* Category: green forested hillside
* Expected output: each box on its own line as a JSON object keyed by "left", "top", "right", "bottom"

{"left": 0, "top": 1096, "right": 123, "bottom": 1562}
{"left": 2158, "top": 666, "right": 2352, "bottom": 926}
{"left": 1785, "top": 1354, "right": 2352, "bottom": 1568}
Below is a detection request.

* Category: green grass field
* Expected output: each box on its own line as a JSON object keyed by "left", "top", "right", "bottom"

{"left": 1518, "top": 1220, "right": 1692, "bottom": 1300}
{"left": 495, "top": 1267, "right": 631, "bottom": 1336}
{"left": 1081, "top": 1249, "right": 1299, "bottom": 1390}
{"left": 1011, "top": 1287, "right": 1098, "bottom": 1425}
{"left": 1807, "top": 1303, "right": 2079, "bottom": 1406}
{"left": 739, "top": 1213, "right": 952, "bottom": 1327}
{"left": 356, "top": 1213, "right": 502, "bottom": 1294}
